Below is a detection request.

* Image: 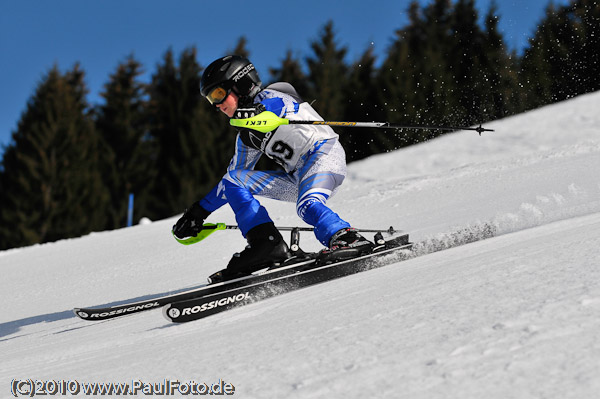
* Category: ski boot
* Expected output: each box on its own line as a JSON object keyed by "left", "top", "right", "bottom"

{"left": 208, "top": 222, "right": 291, "bottom": 284}
{"left": 316, "top": 228, "right": 375, "bottom": 265}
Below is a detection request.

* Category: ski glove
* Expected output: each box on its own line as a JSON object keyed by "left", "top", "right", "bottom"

{"left": 172, "top": 202, "right": 211, "bottom": 240}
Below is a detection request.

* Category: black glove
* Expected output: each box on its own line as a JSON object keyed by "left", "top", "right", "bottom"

{"left": 233, "top": 103, "right": 266, "bottom": 119}
{"left": 172, "top": 202, "right": 211, "bottom": 240}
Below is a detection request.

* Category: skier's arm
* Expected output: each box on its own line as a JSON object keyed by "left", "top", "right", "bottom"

{"left": 236, "top": 87, "right": 300, "bottom": 120}
{"left": 174, "top": 134, "right": 260, "bottom": 239}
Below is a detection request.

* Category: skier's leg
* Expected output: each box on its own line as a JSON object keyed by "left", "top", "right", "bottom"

{"left": 295, "top": 140, "right": 373, "bottom": 259}
{"left": 297, "top": 173, "right": 350, "bottom": 246}
{"left": 209, "top": 169, "right": 296, "bottom": 283}
{"left": 295, "top": 139, "right": 350, "bottom": 246}
{"left": 223, "top": 169, "right": 296, "bottom": 237}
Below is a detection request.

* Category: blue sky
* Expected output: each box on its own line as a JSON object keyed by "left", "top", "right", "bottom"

{"left": 0, "top": 0, "right": 568, "bottom": 156}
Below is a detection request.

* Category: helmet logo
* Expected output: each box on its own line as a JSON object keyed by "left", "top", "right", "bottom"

{"left": 232, "top": 64, "right": 255, "bottom": 83}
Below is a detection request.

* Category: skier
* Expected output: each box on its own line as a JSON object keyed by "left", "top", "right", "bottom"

{"left": 172, "top": 55, "right": 373, "bottom": 283}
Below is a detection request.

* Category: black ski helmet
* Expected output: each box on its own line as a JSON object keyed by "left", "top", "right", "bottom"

{"left": 200, "top": 55, "right": 262, "bottom": 104}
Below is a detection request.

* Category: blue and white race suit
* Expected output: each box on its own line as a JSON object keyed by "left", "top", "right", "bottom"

{"left": 199, "top": 83, "right": 350, "bottom": 246}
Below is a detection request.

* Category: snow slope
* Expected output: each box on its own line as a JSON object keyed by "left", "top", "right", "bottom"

{"left": 1, "top": 91, "right": 600, "bottom": 398}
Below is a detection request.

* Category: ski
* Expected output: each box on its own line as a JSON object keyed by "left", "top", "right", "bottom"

{"left": 74, "top": 233, "right": 409, "bottom": 322}
{"left": 163, "top": 238, "right": 413, "bottom": 323}
{"left": 72, "top": 255, "right": 317, "bottom": 321}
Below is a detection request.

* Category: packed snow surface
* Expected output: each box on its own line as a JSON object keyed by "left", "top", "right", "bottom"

{"left": 1, "top": 92, "right": 600, "bottom": 398}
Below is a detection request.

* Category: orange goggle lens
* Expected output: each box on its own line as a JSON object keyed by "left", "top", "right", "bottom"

{"left": 206, "top": 86, "right": 229, "bottom": 105}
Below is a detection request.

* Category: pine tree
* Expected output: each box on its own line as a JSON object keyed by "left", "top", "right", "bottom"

{"left": 305, "top": 21, "right": 349, "bottom": 121}
{"left": 378, "top": 0, "right": 453, "bottom": 147}
{"left": 228, "top": 36, "right": 250, "bottom": 58}
{"left": 520, "top": 3, "right": 574, "bottom": 109}
{"left": 417, "top": 0, "right": 460, "bottom": 133}
{"left": 95, "top": 55, "right": 152, "bottom": 228}
{"left": 479, "top": 0, "right": 521, "bottom": 120}
{"left": 447, "top": 0, "right": 487, "bottom": 126}
{"left": 377, "top": 16, "right": 418, "bottom": 149}
{"left": 343, "top": 47, "right": 387, "bottom": 161}
{"left": 571, "top": 0, "right": 600, "bottom": 95}
{"left": 0, "top": 65, "right": 109, "bottom": 249}
{"left": 146, "top": 48, "right": 230, "bottom": 219}
{"left": 268, "top": 49, "right": 310, "bottom": 95}
{"left": 520, "top": 0, "right": 600, "bottom": 110}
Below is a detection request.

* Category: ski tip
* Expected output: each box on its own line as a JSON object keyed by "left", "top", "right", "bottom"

{"left": 73, "top": 308, "right": 90, "bottom": 320}
{"left": 162, "top": 304, "right": 179, "bottom": 323}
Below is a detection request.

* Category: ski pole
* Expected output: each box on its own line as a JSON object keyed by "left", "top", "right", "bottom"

{"left": 173, "top": 223, "right": 400, "bottom": 246}
{"left": 213, "top": 224, "right": 398, "bottom": 234}
{"left": 230, "top": 111, "right": 494, "bottom": 135}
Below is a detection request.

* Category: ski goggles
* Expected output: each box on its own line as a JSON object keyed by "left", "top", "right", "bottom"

{"left": 206, "top": 86, "right": 230, "bottom": 105}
